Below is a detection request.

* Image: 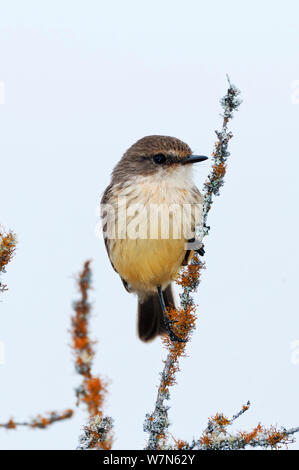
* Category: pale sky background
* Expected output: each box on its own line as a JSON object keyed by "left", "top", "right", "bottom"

{"left": 0, "top": 0, "right": 299, "bottom": 450}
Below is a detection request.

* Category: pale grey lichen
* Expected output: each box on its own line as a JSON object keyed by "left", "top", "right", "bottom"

{"left": 144, "top": 78, "right": 299, "bottom": 451}
{"left": 77, "top": 415, "right": 113, "bottom": 450}
{"left": 144, "top": 78, "right": 243, "bottom": 450}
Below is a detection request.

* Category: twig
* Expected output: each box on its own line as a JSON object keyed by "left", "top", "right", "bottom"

{"left": 0, "top": 229, "right": 17, "bottom": 293}
{"left": 144, "top": 77, "right": 241, "bottom": 450}
{"left": 0, "top": 410, "right": 73, "bottom": 430}
{"left": 144, "top": 257, "right": 202, "bottom": 450}
{"left": 0, "top": 228, "right": 74, "bottom": 435}
{"left": 71, "top": 260, "right": 113, "bottom": 450}
{"left": 189, "top": 403, "right": 299, "bottom": 450}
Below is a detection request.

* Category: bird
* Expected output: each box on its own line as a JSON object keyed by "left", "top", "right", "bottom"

{"left": 101, "top": 135, "right": 207, "bottom": 342}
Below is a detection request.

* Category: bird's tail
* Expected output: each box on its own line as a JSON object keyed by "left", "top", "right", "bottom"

{"left": 137, "top": 284, "right": 174, "bottom": 342}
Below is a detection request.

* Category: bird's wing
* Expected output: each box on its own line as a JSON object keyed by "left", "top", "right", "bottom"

{"left": 101, "top": 184, "right": 116, "bottom": 265}
{"left": 101, "top": 184, "right": 132, "bottom": 293}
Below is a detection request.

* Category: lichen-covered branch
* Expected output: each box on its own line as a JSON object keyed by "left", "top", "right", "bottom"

{"left": 0, "top": 229, "right": 73, "bottom": 436}
{"left": 177, "top": 403, "right": 299, "bottom": 450}
{"left": 144, "top": 256, "right": 202, "bottom": 450}
{"left": 71, "top": 260, "right": 113, "bottom": 450}
{"left": 0, "top": 229, "right": 17, "bottom": 293}
{"left": 77, "top": 415, "right": 114, "bottom": 450}
{"left": 144, "top": 78, "right": 299, "bottom": 451}
{"left": 144, "top": 78, "right": 242, "bottom": 450}
{"left": 0, "top": 409, "right": 73, "bottom": 430}
{"left": 198, "top": 75, "right": 242, "bottom": 242}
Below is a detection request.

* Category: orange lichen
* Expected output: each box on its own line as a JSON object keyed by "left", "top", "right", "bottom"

{"left": 0, "top": 230, "right": 74, "bottom": 435}
{"left": 241, "top": 423, "right": 263, "bottom": 444}
{"left": 6, "top": 419, "right": 16, "bottom": 429}
{"left": 265, "top": 426, "right": 288, "bottom": 448}
{"left": 237, "top": 423, "right": 292, "bottom": 449}
{"left": 212, "top": 413, "right": 231, "bottom": 427}
{"left": 200, "top": 434, "right": 212, "bottom": 447}
{"left": 73, "top": 336, "right": 89, "bottom": 351}
{"left": 159, "top": 303, "right": 197, "bottom": 394}
{"left": 171, "top": 435, "right": 188, "bottom": 450}
{"left": 84, "top": 427, "right": 112, "bottom": 450}
{"left": 71, "top": 260, "right": 94, "bottom": 377}
{"left": 211, "top": 161, "right": 227, "bottom": 179}
{"left": 164, "top": 304, "right": 197, "bottom": 343}
{"left": 176, "top": 256, "right": 201, "bottom": 289}
{"left": 176, "top": 440, "right": 188, "bottom": 450}
{"left": 82, "top": 377, "right": 106, "bottom": 417}
{"left": 0, "top": 230, "right": 17, "bottom": 292}
{"left": 148, "top": 252, "right": 201, "bottom": 451}
{"left": 30, "top": 410, "right": 74, "bottom": 429}
{"left": 71, "top": 260, "right": 112, "bottom": 450}
{"left": 0, "top": 410, "right": 73, "bottom": 430}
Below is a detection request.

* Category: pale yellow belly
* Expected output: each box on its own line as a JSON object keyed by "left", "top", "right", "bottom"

{"left": 105, "top": 171, "right": 202, "bottom": 293}
{"left": 110, "top": 238, "right": 186, "bottom": 293}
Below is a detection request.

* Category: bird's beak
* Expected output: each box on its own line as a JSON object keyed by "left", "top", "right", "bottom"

{"left": 181, "top": 155, "right": 208, "bottom": 165}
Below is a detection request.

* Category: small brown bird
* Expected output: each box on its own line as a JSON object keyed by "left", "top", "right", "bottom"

{"left": 101, "top": 135, "right": 207, "bottom": 342}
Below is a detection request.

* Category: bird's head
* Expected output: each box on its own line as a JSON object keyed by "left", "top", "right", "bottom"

{"left": 112, "top": 135, "right": 208, "bottom": 183}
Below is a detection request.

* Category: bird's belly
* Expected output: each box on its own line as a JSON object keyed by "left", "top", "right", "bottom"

{"left": 111, "top": 238, "right": 185, "bottom": 293}
{"left": 106, "top": 176, "right": 202, "bottom": 293}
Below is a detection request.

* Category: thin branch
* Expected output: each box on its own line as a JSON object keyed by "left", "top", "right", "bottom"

{"left": 0, "top": 410, "right": 73, "bottom": 430}
{"left": 0, "top": 228, "right": 74, "bottom": 434}
{"left": 71, "top": 260, "right": 113, "bottom": 450}
{"left": 0, "top": 229, "right": 17, "bottom": 293}
{"left": 199, "top": 75, "right": 242, "bottom": 241}
{"left": 144, "top": 78, "right": 242, "bottom": 450}
{"left": 189, "top": 403, "right": 299, "bottom": 450}
{"left": 145, "top": 78, "right": 299, "bottom": 451}
{"left": 144, "top": 256, "right": 202, "bottom": 450}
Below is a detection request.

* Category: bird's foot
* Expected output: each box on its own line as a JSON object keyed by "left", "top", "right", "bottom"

{"left": 157, "top": 284, "right": 187, "bottom": 343}
{"left": 187, "top": 238, "right": 205, "bottom": 257}
{"left": 163, "top": 317, "right": 187, "bottom": 343}
{"left": 196, "top": 244, "right": 205, "bottom": 257}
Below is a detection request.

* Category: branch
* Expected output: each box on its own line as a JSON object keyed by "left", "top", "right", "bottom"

{"left": 144, "top": 78, "right": 242, "bottom": 450}
{"left": 0, "top": 228, "right": 73, "bottom": 434}
{"left": 144, "top": 257, "right": 202, "bottom": 450}
{"left": 71, "top": 260, "right": 113, "bottom": 450}
{"left": 145, "top": 77, "right": 299, "bottom": 450}
{"left": 0, "top": 229, "right": 17, "bottom": 293}
{"left": 185, "top": 403, "right": 299, "bottom": 450}
{"left": 0, "top": 410, "right": 73, "bottom": 430}
{"left": 197, "top": 75, "right": 242, "bottom": 241}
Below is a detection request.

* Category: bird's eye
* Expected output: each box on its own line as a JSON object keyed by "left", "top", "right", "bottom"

{"left": 153, "top": 154, "right": 166, "bottom": 164}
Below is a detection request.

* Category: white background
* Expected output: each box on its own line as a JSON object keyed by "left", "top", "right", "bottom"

{"left": 0, "top": 0, "right": 298, "bottom": 450}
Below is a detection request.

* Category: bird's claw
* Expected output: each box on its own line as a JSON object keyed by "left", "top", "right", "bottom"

{"left": 163, "top": 316, "right": 187, "bottom": 343}
{"left": 196, "top": 244, "right": 205, "bottom": 256}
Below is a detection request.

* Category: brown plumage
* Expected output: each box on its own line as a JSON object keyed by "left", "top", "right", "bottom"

{"left": 137, "top": 285, "right": 174, "bottom": 341}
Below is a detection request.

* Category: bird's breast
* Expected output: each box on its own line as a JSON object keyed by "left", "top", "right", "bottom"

{"left": 105, "top": 173, "right": 202, "bottom": 292}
